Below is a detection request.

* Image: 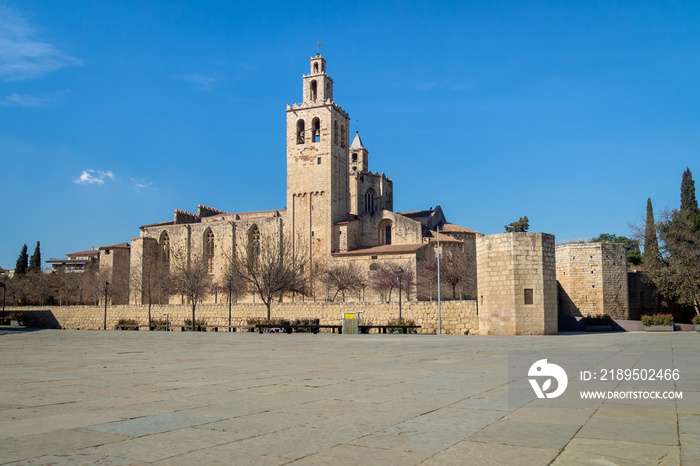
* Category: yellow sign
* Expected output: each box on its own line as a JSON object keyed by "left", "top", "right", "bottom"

{"left": 344, "top": 313, "right": 356, "bottom": 319}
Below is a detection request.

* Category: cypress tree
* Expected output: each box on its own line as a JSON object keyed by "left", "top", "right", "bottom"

{"left": 680, "top": 167, "right": 699, "bottom": 214}
{"left": 29, "top": 241, "right": 42, "bottom": 273}
{"left": 643, "top": 198, "right": 659, "bottom": 264}
{"left": 15, "top": 244, "right": 28, "bottom": 276}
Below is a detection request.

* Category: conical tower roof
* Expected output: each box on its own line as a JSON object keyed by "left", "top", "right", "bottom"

{"left": 349, "top": 131, "right": 364, "bottom": 150}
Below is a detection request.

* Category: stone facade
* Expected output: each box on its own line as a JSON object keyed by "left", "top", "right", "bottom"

{"left": 98, "top": 243, "right": 131, "bottom": 305}
{"left": 556, "top": 242, "right": 629, "bottom": 319}
{"left": 6, "top": 300, "right": 478, "bottom": 335}
{"left": 476, "top": 233, "right": 558, "bottom": 335}
{"left": 126, "top": 54, "right": 480, "bottom": 306}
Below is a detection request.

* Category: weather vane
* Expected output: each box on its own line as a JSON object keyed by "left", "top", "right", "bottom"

{"left": 317, "top": 40, "right": 322, "bottom": 55}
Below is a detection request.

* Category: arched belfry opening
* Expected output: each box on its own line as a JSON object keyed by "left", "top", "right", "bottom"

{"left": 312, "top": 118, "right": 320, "bottom": 143}
{"left": 296, "top": 119, "right": 305, "bottom": 144}
{"left": 310, "top": 80, "right": 317, "bottom": 101}
{"left": 314, "top": 62, "right": 319, "bottom": 73}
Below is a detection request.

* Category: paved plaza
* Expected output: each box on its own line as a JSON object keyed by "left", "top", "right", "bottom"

{"left": 0, "top": 328, "right": 698, "bottom": 465}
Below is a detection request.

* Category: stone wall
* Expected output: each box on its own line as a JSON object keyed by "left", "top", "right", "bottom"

{"left": 5, "top": 300, "right": 477, "bottom": 335}
{"left": 556, "top": 242, "right": 629, "bottom": 319}
{"left": 627, "top": 270, "right": 658, "bottom": 320}
{"left": 476, "top": 232, "right": 557, "bottom": 335}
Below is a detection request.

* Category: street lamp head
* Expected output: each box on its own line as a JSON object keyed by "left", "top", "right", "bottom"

{"left": 163, "top": 312, "right": 168, "bottom": 316}
{"left": 396, "top": 267, "right": 404, "bottom": 275}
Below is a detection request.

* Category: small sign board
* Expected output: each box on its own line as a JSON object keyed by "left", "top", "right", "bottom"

{"left": 344, "top": 313, "right": 356, "bottom": 320}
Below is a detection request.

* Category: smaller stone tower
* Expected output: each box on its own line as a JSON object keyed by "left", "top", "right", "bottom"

{"left": 476, "top": 232, "right": 558, "bottom": 335}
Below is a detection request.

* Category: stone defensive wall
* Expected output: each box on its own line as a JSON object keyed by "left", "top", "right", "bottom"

{"left": 4, "top": 300, "right": 478, "bottom": 335}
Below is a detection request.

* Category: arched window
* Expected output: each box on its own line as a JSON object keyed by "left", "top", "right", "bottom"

{"left": 352, "top": 153, "right": 358, "bottom": 162}
{"left": 378, "top": 219, "right": 394, "bottom": 245}
{"left": 205, "top": 229, "right": 215, "bottom": 273}
{"left": 310, "top": 80, "right": 317, "bottom": 101}
{"left": 334, "top": 121, "right": 338, "bottom": 145}
{"left": 340, "top": 125, "right": 346, "bottom": 148}
{"left": 249, "top": 225, "right": 261, "bottom": 269}
{"left": 314, "top": 62, "right": 319, "bottom": 73}
{"left": 160, "top": 232, "right": 170, "bottom": 263}
{"left": 296, "top": 119, "right": 305, "bottom": 144}
{"left": 312, "top": 117, "right": 320, "bottom": 143}
{"left": 365, "top": 189, "right": 376, "bottom": 214}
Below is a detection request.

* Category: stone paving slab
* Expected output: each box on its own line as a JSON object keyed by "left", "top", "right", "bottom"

{"left": 0, "top": 329, "right": 698, "bottom": 465}
{"left": 87, "top": 412, "right": 225, "bottom": 437}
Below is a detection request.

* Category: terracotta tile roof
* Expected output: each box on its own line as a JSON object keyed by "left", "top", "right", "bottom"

{"left": 440, "top": 223, "right": 480, "bottom": 234}
{"left": 66, "top": 249, "right": 100, "bottom": 258}
{"left": 99, "top": 242, "right": 131, "bottom": 250}
{"left": 423, "top": 231, "right": 463, "bottom": 243}
{"left": 332, "top": 243, "right": 426, "bottom": 257}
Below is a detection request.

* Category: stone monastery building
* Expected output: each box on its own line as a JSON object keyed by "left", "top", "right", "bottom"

{"left": 129, "top": 54, "right": 480, "bottom": 305}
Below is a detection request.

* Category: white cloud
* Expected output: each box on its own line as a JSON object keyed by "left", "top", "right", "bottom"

{"left": 74, "top": 170, "right": 115, "bottom": 185}
{"left": 183, "top": 73, "right": 218, "bottom": 90}
{"left": 0, "top": 92, "right": 52, "bottom": 107}
{"left": 0, "top": 5, "right": 82, "bottom": 81}
{"left": 128, "top": 175, "right": 155, "bottom": 191}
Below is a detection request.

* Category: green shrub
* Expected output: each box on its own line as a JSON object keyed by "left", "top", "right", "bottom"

{"left": 641, "top": 314, "right": 674, "bottom": 326}
{"left": 387, "top": 318, "right": 418, "bottom": 333}
{"left": 582, "top": 314, "right": 613, "bottom": 326}
{"left": 292, "top": 318, "right": 320, "bottom": 332}
{"left": 692, "top": 315, "right": 700, "bottom": 326}
{"left": 150, "top": 319, "right": 168, "bottom": 331}
{"left": 183, "top": 319, "right": 207, "bottom": 331}
{"left": 116, "top": 318, "right": 139, "bottom": 330}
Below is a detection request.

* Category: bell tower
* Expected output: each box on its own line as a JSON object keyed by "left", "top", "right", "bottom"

{"left": 286, "top": 54, "right": 350, "bottom": 263}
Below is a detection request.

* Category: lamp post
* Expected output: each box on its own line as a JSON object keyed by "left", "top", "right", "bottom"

{"left": 0, "top": 282, "right": 5, "bottom": 324}
{"left": 227, "top": 276, "right": 232, "bottom": 331}
{"left": 395, "top": 267, "right": 404, "bottom": 321}
{"left": 437, "top": 225, "right": 442, "bottom": 335}
{"left": 163, "top": 312, "right": 169, "bottom": 332}
{"left": 102, "top": 281, "right": 109, "bottom": 330}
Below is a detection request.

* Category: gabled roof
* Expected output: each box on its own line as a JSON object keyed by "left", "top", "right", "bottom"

{"left": 349, "top": 131, "right": 364, "bottom": 150}
{"left": 440, "top": 223, "right": 480, "bottom": 235}
{"left": 423, "top": 230, "right": 463, "bottom": 243}
{"left": 397, "top": 206, "right": 446, "bottom": 229}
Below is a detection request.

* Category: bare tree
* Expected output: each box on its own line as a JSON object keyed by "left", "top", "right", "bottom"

{"left": 423, "top": 247, "right": 476, "bottom": 299}
{"left": 370, "top": 261, "right": 413, "bottom": 303}
{"left": 130, "top": 248, "right": 171, "bottom": 326}
{"left": 319, "top": 261, "right": 367, "bottom": 302}
{"left": 169, "top": 250, "right": 213, "bottom": 330}
{"left": 79, "top": 261, "right": 110, "bottom": 305}
{"left": 232, "top": 234, "right": 309, "bottom": 319}
{"left": 646, "top": 208, "right": 700, "bottom": 316}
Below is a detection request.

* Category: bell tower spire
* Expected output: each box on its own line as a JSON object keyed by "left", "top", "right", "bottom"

{"left": 286, "top": 55, "right": 350, "bottom": 259}
{"left": 303, "top": 55, "right": 333, "bottom": 103}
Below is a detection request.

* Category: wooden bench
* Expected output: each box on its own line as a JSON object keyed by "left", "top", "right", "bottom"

{"left": 359, "top": 325, "right": 421, "bottom": 334}
{"left": 255, "top": 324, "right": 342, "bottom": 334}
{"left": 114, "top": 324, "right": 151, "bottom": 331}
{"left": 200, "top": 325, "right": 255, "bottom": 332}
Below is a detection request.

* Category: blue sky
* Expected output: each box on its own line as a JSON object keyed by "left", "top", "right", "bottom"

{"left": 1, "top": 1, "right": 698, "bottom": 269}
